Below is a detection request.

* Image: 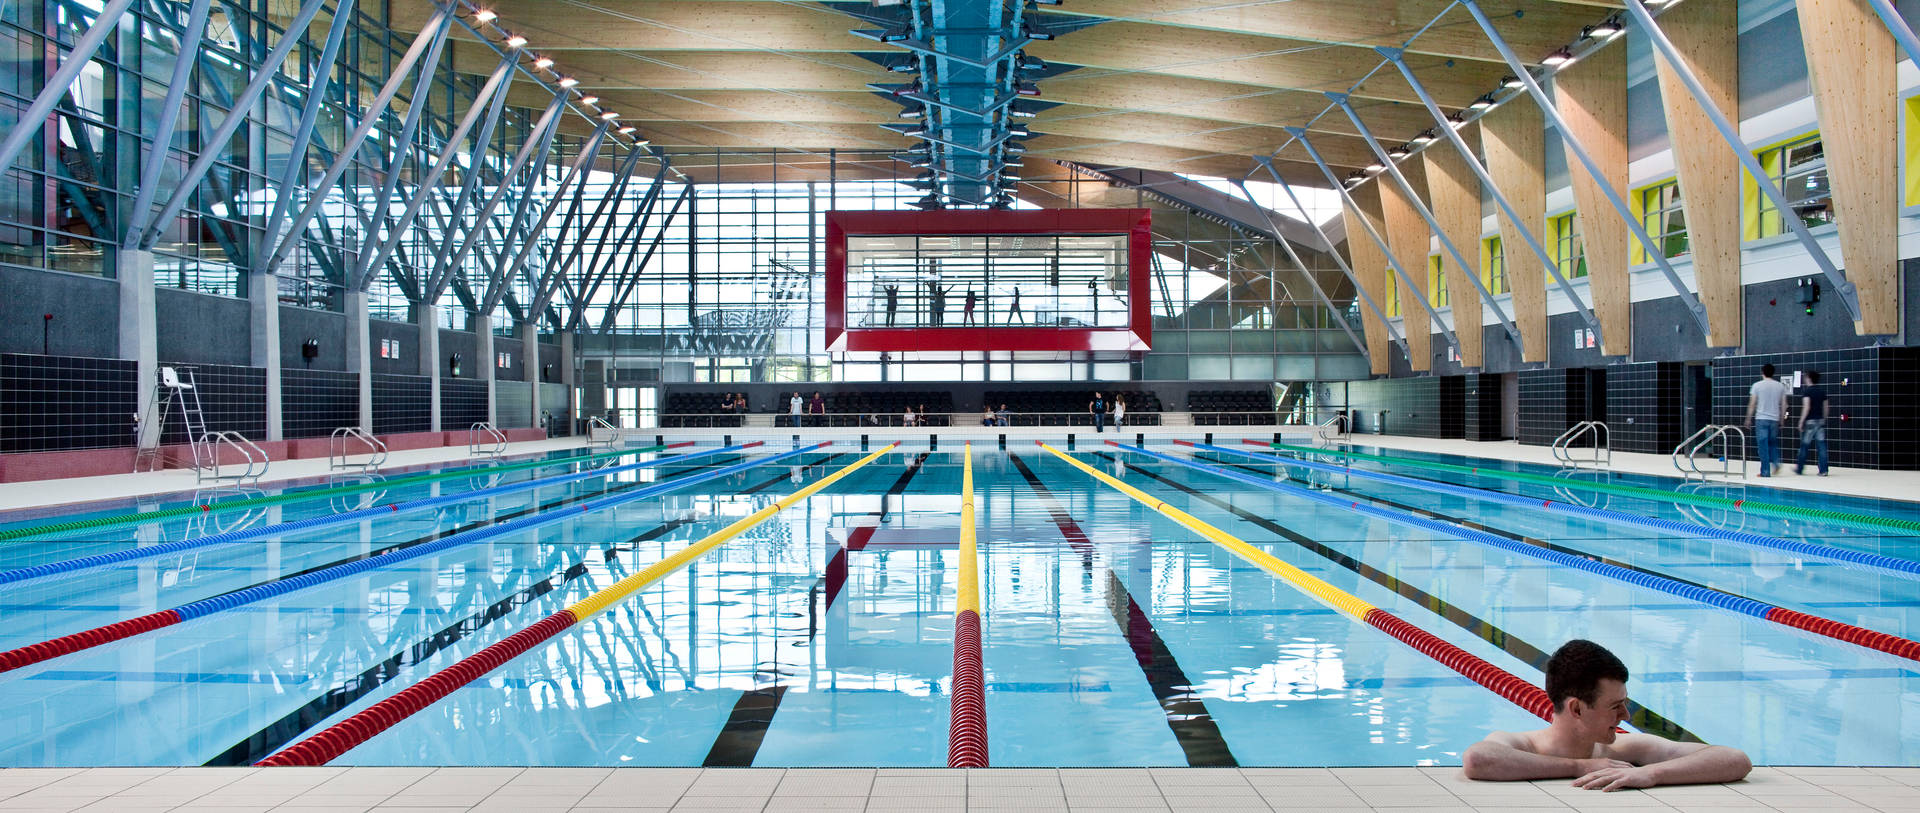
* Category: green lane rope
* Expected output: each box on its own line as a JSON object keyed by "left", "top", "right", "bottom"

{"left": 1266, "top": 442, "right": 1920, "bottom": 537}
{"left": 0, "top": 444, "right": 669, "bottom": 542}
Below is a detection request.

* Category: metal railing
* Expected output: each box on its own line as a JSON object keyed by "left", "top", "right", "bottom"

{"left": 328, "top": 426, "right": 388, "bottom": 472}
{"left": 468, "top": 422, "right": 507, "bottom": 458}
{"left": 587, "top": 416, "right": 620, "bottom": 450}
{"left": 1314, "top": 413, "right": 1351, "bottom": 446}
{"left": 1550, "top": 421, "right": 1611, "bottom": 468}
{"left": 1673, "top": 424, "right": 1748, "bottom": 481}
{"left": 196, "top": 431, "right": 268, "bottom": 483}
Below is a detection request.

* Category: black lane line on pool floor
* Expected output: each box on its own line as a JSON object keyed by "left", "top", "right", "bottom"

{"left": 823, "top": 452, "right": 930, "bottom": 610}
{"left": 206, "top": 456, "right": 833, "bottom": 767}
{"left": 1010, "top": 453, "right": 1238, "bottom": 768}
{"left": 708, "top": 452, "right": 885, "bottom": 767}
{"left": 1133, "top": 452, "right": 1701, "bottom": 743}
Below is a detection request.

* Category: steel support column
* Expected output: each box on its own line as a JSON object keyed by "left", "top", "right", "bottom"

{"left": 1620, "top": 0, "right": 1862, "bottom": 325}
{"left": 533, "top": 145, "right": 647, "bottom": 315}
{"left": 122, "top": 0, "right": 212, "bottom": 249}
{"left": 1378, "top": 49, "right": 1603, "bottom": 345}
{"left": 1291, "top": 129, "right": 1460, "bottom": 354}
{"left": 1225, "top": 179, "right": 1370, "bottom": 364}
{"left": 1253, "top": 157, "right": 1410, "bottom": 360}
{"left": 488, "top": 123, "right": 611, "bottom": 314}
{"left": 348, "top": 13, "right": 457, "bottom": 288}
{"left": 1328, "top": 92, "right": 1521, "bottom": 352}
{"left": 0, "top": 0, "right": 135, "bottom": 180}
{"left": 440, "top": 93, "right": 567, "bottom": 306}
{"left": 259, "top": 0, "right": 357, "bottom": 270}
{"left": 1459, "top": 0, "right": 1713, "bottom": 338}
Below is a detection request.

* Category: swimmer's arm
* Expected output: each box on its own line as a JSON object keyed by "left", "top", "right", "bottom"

{"left": 1587, "top": 735, "right": 1752, "bottom": 789}
{"left": 1462, "top": 732, "right": 1625, "bottom": 781}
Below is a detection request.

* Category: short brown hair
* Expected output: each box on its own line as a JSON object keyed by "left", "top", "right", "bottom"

{"left": 1545, "top": 639, "right": 1628, "bottom": 711}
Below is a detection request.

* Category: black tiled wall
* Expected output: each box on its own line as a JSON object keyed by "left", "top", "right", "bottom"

{"left": 1710, "top": 347, "right": 1918, "bottom": 470}
{"left": 1462, "top": 373, "right": 1504, "bottom": 441}
{"left": 1605, "top": 362, "right": 1684, "bottom": 455}
{"left": 0, "top": 354, "right": 139, "bottom": 453}
{"left": 1345, "top": 377, "right": 1460, "bottom": 438}
{"left": 283, "top": 368, "right": 360, "bottom": 439}
{"left": 153, "top": 363, "right": 266, "bottom": 444}
{"left": 1517, "top": 368, "right": 1588, "bottom": 447}
{"left": 442, "top": 379, "right": 489, "bottom": 430}
{"left": 372, "top": 373, "right": 432, "bottom": 435}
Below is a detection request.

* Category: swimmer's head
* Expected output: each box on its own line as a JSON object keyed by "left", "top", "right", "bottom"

{"left": 1546, "top": 639, "right": 1631, "bottom": 741}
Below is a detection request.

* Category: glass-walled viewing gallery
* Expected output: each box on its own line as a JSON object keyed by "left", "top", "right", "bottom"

{"left": 843, "top": 233, "right": 1131, "bottom": 329}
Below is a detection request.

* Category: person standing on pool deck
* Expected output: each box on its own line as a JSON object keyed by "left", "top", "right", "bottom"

{"left": 1795, "top": 370, "right": 1830, "bottom": 476}
{"left": 1744, "top": 364, "right": 1790, "bottom": 477}
{"left": 1089, "top": 391, "right": 1107, "bottom": 433}
{"left": 1463, "top": 640, "right": 1750, "bottom": 790}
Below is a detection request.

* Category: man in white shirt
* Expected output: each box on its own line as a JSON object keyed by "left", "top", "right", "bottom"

{"left": 789, "top": 392, "right": 803, "bottom": 428}
{"left": 1743, "top": 364, "right": 1789, "bottom": 477}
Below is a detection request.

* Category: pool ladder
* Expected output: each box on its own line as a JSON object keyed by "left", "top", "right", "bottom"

{"left": 469, "top": 422, "right": 507, "bottom": 458}
{"left": 587, "top": 416, "right": 621, "bottom": 450}
{"left": 1673, "top": 424, "right": 1748, "bottom": 481}
{"left": 328, "top": 426, "right": 388, "bottom": 472}
{"left": 1314, "top": 413, "right": 1350, "bottom": 447}
{"left": 1550, "top": 421, "right": 1610, "bottom": 469}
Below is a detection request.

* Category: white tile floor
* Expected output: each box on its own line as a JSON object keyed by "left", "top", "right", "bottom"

{"left": 1, "top": 767, "right": 1915, "bottom": 812}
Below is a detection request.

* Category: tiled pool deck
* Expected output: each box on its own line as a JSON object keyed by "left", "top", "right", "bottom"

{"left": 0, "top": 766, "right": 1914, "bottom": 812}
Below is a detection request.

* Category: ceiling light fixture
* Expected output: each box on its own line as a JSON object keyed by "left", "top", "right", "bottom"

{"left": 578, "top": 95, "right": 599, "bottom": 106}
{"left": 1365, "top": 161, "right": 1385, "bottom": 173}
{"left": 599, "top": 110, "right": 619, "bottom": 120}
{"left": 472, "top": 9, "right": 497, "bottom": 23}
{"left": 1541, "top": 48, "right": 1573, "bottom": 67}
{"left": 1387, "top": 145, "right": 1409, "bottom": 159}
{"left": 1587, "top": 16, "right": 1623, "bottom": 38}
{"left": 617, "top": 125, "right": 636, "bottom": 134}
{"left": 533, "top": 55, "right": 554, "bottom": 69}
{"left": 1411, "top": 129, "right": 1435, "bottom": 144}
{"left": 557, "top": 76, "right": 578, "bottom": 88}
{"left": 1469, "top": 94, "right": 1493, "bottom": 110}
{"left": 504, "top": 33, "right": 528, "bottom": 49}
{"left": 1502, "top": 74, "right": 1524, "bottom": 89}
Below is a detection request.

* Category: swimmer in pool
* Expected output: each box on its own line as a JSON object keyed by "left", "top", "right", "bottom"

{"left": 1462, "top": 640, "right": 1751, "bottom": 791}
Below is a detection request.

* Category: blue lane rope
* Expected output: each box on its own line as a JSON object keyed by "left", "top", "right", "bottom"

{"left": 1188, "top": 442, "right": 1920, "bottom": 580}
{"left": 0, "top": 445, "right": 746, "bottom": 586}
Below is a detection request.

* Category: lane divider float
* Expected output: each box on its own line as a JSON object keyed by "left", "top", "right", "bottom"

{"left": 0, "top": 442, "right": 692, "bottom": 543}
{"left": 0, "top": 444, "right": 751, "bottom": 586}
{"left": 1037, "top": 442, "right": 1553, "bottom": 722}
{"left": 0, "top": 443, "right": 821, "bottom": 675}
{"left": 1123, "top": 442, "right": 1920, "bottom": 664}
{"left": 948, "top": 443, "right": 987, "bottom": 768}
{"left": 255, "top": 442, "right": 901, "bottom": 766}
{"left": 1207, "top": 441, "right": 1920, "bottom": 580}
{"left": 1261, "top": 440, "right": 1920, "bottom": 538}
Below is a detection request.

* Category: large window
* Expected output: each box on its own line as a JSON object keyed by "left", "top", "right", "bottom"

{"left": 1636, "top": 179, "right": 1687, "bottom": 263}
{"left": 1427, "top": 254, "right": 1447, "bottom": 308}
{"left": 1481, "top": 235, "right": 1508, "bottom": 296}
{"left": 1749, "top": 134, "right": 1832, "bottom": 240}
{"left": 1548, "top": 212, "right": 1587, "bottom": 280}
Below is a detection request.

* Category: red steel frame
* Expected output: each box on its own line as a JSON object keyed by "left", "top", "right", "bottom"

{"left": 824, "top": 208, "right": 1153, "bottom": 352}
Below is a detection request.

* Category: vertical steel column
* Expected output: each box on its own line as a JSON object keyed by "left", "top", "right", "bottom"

{"left": 422, "top": 82, "right": 517, "bottom": 300}
{"left": 1225, "top": 179, "right": 1371, "bottom": 363}
{"left": 355, "top": 54, "right": 517, "bottom": 293}
{"left": 1458, "top": 0, "right": 1713, "bottom": 336}
{"left": 261, "top": 4, "right": 454, "bottom": 274}
{"left": 1253, "top": 157, "right": 1409, "bottom": 359}
{"left": 1619, "top": 0, "right": 1862, "bottom": 324}
{"left": 258, "top": 0, "right": 357, "bottom": 271}
{"left": 1290, "top": 129, "right": 1461, "bottom": 353}
{"left": 138, "top": 0, "right": 333, "bottom": 249}
{"left": 1328, "top": 93, "right": 1521, "bottom": 349}
{"left": 486, "top": 122, "right": 611, "bottom": 313}
{"left": 0, "top": 0, "right": 136, "bottom": 178}
{"left": 122, "top": 0, "right": 212, "bottom": 249}
{"left": 1377, "top": 48, "right": 1604, "bottom": 344}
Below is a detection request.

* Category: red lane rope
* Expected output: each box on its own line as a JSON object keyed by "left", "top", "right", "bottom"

{"left": 256, "top": 611, "right": 579, "bottom": 766}
{"left": 947, "top": 610, "right": 988, "bottom": 768}
{"left": 1767, "top": 608, "right": 1920, "bottom": 660}
{"left": 0, "top": 610, "right": 181, "bottom": 673}
{"left": 1363, "top": 609, "right": 1555, "bottom": 722}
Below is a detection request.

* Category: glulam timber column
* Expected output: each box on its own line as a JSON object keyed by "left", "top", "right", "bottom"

{"left": 1379, "top": 161, "right": 1434, "bottom": 372}
{"left": 1554, "top": 43, "right": 1631, "bottom": 358}
{"left": 1799, "top": 0, "right": 1901, "bottom": 337}
{"left": 1422, "top": 126, "right": 1487, "bottom": 369}
{"left": 1653, "top": 0, "right": 1743, "bottom": 348}
{"left": 1482, "top": 98, "right": 1550, "bottom": 364}
{"left": 1342, "top": 183, "right": 1395, "bottom": 375}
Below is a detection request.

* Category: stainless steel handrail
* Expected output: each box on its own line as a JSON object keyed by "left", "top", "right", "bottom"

{"left": 468, "top": 422, "right": 507, "bottom": 458}
{"left": 197, "top": 430, "right": 268, "bottom": 483}
{"left": 1551, "top": 421, "right": 1610, "bottom": 468}
{"left": 328, "top": 426, "right": 388, "bottom": 472}
{"left": 1314, "top": 413, "right": 1351, "bottom": 446}
{"left": 1673, "top": 424, "right": 1748, "bottom": 480}
{"left": 586, "top": 416, "right": 620, "bottom": 450}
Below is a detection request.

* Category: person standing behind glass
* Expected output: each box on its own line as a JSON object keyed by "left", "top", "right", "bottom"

{"left": 964, "top": 288, "right": 977, "bottom": 325}
{"left": 1794, "top": 370, "right": 1830, "bottom": 476}
{"left": 1008, "top": 287, "right": 1025, "bottom": 324}
{"left": 884, "top": 284, "right": 899, "bottom": 327}
{"left": 1743, "top": 364, "right": 1789, "bottom": 477}
{"left": 931, "top": 285, "right": 947, "bottom": 326}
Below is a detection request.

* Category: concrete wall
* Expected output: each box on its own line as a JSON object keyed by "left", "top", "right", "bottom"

{"left": 0, "top": 266, "right": 119, "bottom": 357}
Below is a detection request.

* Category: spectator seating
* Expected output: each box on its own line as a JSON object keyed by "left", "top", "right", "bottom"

{"left": 981, "top": 390, "right": 1162, "bottom": 427}
{"left": 662, "top": 392, "right": 744, "bottom": 428}
{"left": 1188, "top": 389, "right": 1273, "bottom": 426}
{"left": 823, "top": 391, "right": 955, "bottom": 427}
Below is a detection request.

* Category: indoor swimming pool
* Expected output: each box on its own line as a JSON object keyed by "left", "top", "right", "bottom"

{"left": 1, "top": 437, "right": 1916, "bottom": 768}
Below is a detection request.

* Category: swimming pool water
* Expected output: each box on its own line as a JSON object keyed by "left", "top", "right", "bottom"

{"left": 1, "top": 440, "right": 1916, "bottom": 767}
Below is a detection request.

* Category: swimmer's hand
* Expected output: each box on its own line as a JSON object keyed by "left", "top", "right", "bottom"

{"left": 1571, "top": 762, "right": 1655, "bottom": 792}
